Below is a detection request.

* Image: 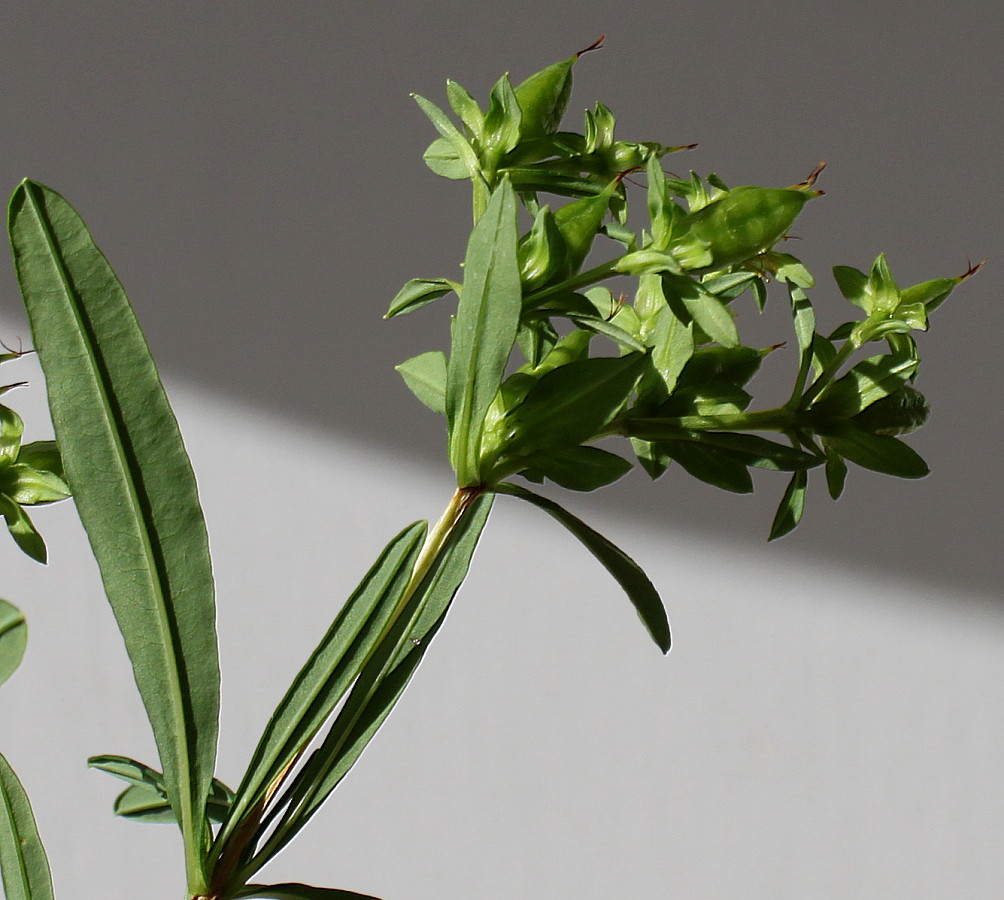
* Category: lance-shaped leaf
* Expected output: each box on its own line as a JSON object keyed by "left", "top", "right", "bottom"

{"left": 520, "top": 445, "right": 632, "bottom": 492}
{"left": 89, "top": 753, "right": 234, "bottom": 826}
{"left": 0, "top": 753, "right": 53, "bottom": 900}
{"left": 0, "top": 600, "right": 26, "bottom": 687}
{"left": 8, "top": 180, "right": 219, "bottom": 892}
{"left": 769, "top": 469, "right": 808, "bottom": 541}
{"left": 821, "top": 422, "right": 929, "bottom": 479}
{"left": 213, "top": 522, "right": 425, "bottom": 857}
{"left": 244, "top": 498, "right": 493, "bottom": 878}
{"left": 112, "top": 779, "right": 233, "bottom": 825}
{"left": 446, "top": 181, "right": 522, "bottom": 485}
{"left": 494, "top": 483, "right": 670, "bottom": 653}
{"left": 505, "top": 352, "right": 646, "bottom": 456}
{"left": 661, "top": 441, "right": 754, "bottom": 494}
{"left": 663, "top": 275, "right": 739, "bottom": 348}
{"left": 235, "top": 884, "right": 382, "bottom": 900}
{"left": 384, "top": 278, "right": 457, "bottom": 318}
{"left": 812, "top": 352, "right": 918, "bottom": 418}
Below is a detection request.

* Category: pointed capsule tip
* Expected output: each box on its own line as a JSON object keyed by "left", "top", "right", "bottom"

{"left": 577, "top": 34, "right": 606, "bottom": 57}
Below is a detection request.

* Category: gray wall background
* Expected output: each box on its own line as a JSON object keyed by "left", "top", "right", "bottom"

{"left": 0, "top": 2, "right": 1001, "bottom": 898}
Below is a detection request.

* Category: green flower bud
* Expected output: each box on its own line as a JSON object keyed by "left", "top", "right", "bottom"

{"left": 682, "top": 185, "right": 818, "bottom": 271}
{"left": 517, "top": 206, "right": 567, "bottom": 291}
{"left": 513, "top": 36, "right": 604, "bottom": 140}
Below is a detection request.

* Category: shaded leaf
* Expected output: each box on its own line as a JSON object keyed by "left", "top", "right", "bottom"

{"left": 494, "top": 483, "right": 670, "bottom": 653}
{"left": 506, "top": 353, "right": 645, "bottom": 455}
{"left": 521, "top": 445, "right": 632, "bottom": 492}
{"left": 9, "top": 180, "right": 219, "bottom": 889}
{"left": 661, "top": 441, "right": 753, "bottom": 493}
{"left": 768, "top": 470, "right": 808, "bottom": 540}
{"left": 0, "top": 498, "right": 45, "bottom": 564}
{"left": 822, "top": 422, "right": 929, "bottom": 478}
{"left": 247, "top": 498, "right": 493, "bottom": 876}
{"left": 216, "top": 522, "right": 425, "bottom": 855}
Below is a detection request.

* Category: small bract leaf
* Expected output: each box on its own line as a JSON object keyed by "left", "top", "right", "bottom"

{"left": 384, "top": 278, "right": 457, "bottom": 318}
{"left": 422, "top": 137, "right": 469, "bottom": 180}
{"left": 396, "top": 352, "right": 447, "bottom": 417}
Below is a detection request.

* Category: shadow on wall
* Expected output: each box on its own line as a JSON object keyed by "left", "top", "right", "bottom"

{"left": 0, "top": 3, "right": 998, "bottom": 601}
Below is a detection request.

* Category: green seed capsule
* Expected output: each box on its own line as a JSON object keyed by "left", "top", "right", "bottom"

{"left": 513, "top": 36, "right": 604, "bottom": 140}
{"left": 551, "top": 176, "right": 619, "bottom": 277}
{"left": 517, "top": 206, "right": 567, "bottom": 291}
{"left": 683, "top": 185, "right": 818, "bottom": 271}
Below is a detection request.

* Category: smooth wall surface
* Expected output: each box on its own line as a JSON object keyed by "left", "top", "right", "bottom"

{"left": 0, "top": 3, "right": 1001, "bottom": 898}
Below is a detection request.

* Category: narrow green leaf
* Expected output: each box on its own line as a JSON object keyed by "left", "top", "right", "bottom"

{"left": 521, "top": 445, "right": 632, "bottom": 492}
{"left": 216, "top": 522, "right": 425, "bottom": 855}
{"left": 567, "top": 315, "right": 647, "bottom": 354}
{"left": 445, "top": 80, "right": 484, "bottom": 141}
{"left": 0, "top": 753, "right": 53, "bottom": 900}
{"left": 446, "top": 182, "right": 522, "bottom": 485}
{"left": 235, "top": 883, "right": 382, "bottom": 900}
{"left": 824, "top": 447, "right": 848, "bottom": 499}
{"left": 482, "top": 74, "right": 522, "bottom": 165}
{"left": 661, "top": 441, "right": 754, "bottom": 493}
{"left": 0, "top": 498, "right": 46, "bottom": 564}
{"left": 9, "top": 180, "right": 219, "bottom": 892}
{"left": 822, "top": 422, "right": 929, "bottom": 479}
{"left": 832, "top": 265, "right": 869, "bottom": 310}
{"left": 768, "top": 470, "right": 808, "bottom": 540}
{"left": 0, "top": 600, "right": 26, "bottom": 687}
{"left": 787, "top": 282, "right": 815, "bottom": 355}
{"left": 91, "top": 754, "right": 232, "bottom": 826}
{"left": 384, "top": 278, "right": 457, "bottom": 318}
{"left": 0, "top": 408, "right": 23, "bottom": 464}
{"left": 395, "top": 352, "right": 447, "bottom": 416}
{"left": 630, "top": 437, "right": 671, "bottom": 480}
{"left": 812, "top": 352, "right": 918, "bottom": 418}
{"left": 622, "top": 429, "right": 818, "bottom": 472}
{"left": 663, "top": 275, "right": 739, "bottom": 348}
{"left": 412, "top": 95, "right": 483, "bottom": 183}
{"left": 246, "top": 498, "right": 493, "bottom": 877}
{"left": 88, "top": 754, "right": 164, "bottom": 790}
{"left": 506, "top": 353, "right": 646, "bottom": 456}
{"left": 113, "top": 780, "right": 232, "bottom": 825}
{"left": 494, "top": 483, "right": 670, "bottom": 653}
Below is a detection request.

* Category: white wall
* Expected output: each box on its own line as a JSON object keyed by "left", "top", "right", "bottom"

{"left": 1, "top": 352, "right": 1000, "bottom": 900}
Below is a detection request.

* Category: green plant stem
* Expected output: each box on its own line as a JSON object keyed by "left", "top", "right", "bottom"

{"left": 522, "top": 258, "right": 621, "bottom": 310}
{"left": 231, "top": 485, "right": 483, "bottom": 887}
{"left": 796, "top": 339, "right": 859, "bottom": 410}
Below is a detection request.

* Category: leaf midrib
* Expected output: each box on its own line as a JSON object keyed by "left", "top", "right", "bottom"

{"left": 20, "top": 183, "right": 198, "bottom": 853}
